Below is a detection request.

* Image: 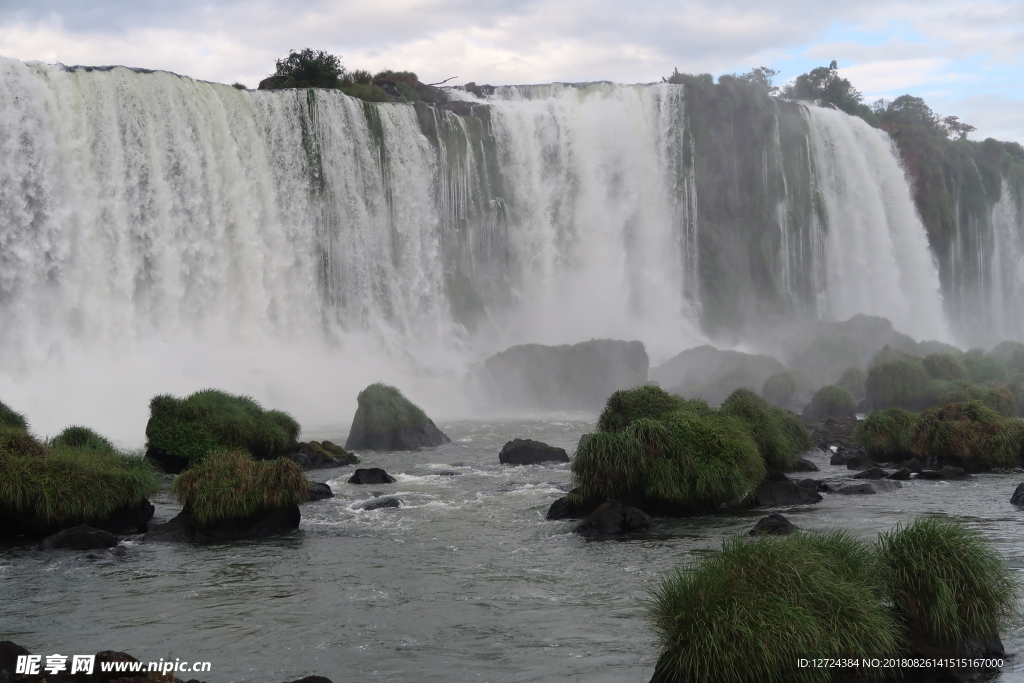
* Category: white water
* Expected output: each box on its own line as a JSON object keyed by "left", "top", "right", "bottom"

{"left": 0, "top": 59, "right": 958, "bottom": 443}
{"left": 990, "top": 181, "right": 1024, "bottom": 342}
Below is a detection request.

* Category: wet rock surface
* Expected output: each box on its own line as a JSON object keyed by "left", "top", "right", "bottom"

{"left": 308, "top": 483, "right": 334, "bottom": 501}
{"left": 575, "top": 500, "right": 655, "bottom": 536}
{"left": 498, "top": 439, "right": 570, "bottom": 465}
{"left": 146, "top": 506, "right": 301, "bottom": 543}
{"left": 755, "top": 479, "right": 822, "bottom": 506}
{"left": 749, "top": 513, "right": 795, "bottom": 535}
{"left": 347, "top": 468, "right": 397, "bottom": 485}
{"left": 362, "top": 497, "right": 402, "bottom": 511}
{"left": 38, "top": 525, "right": 118, "bottom": 551}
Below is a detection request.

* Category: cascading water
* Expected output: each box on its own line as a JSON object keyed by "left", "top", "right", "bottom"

{"left": 0, "top": 57, "right": 968, "bottom": 442}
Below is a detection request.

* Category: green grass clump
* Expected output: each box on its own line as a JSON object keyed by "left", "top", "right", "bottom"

{"left": 171, "top": 449, "right": 310, "bottom": 526}
{"left": 1, "top": 435, "right": 159, "bottom": 533}
{"left": 923, "top": 353, "right": 968, "bottom": 382}
{"left": 50, "top": 425, "right": 117, "bottom": 453}
{"left": 145, "top": 389, "right": 300, "bottom": 465}
{"left": 936, "top": 382, "right": 1017, "bottom": 418}
{"left": 963, "top": 349, "right": 1009, "bottom": 384}
{"left": 597, "top": 385, "right": 695, "bottom": 432}
{"left": 761, "top": 372, "right": 796, "bottom": 407}
{"left": 720, "top": 388, "right": 812, "bottom": 471}
{"left": 877, "top": 518, "right": 1020, "bottom": 646}
{"left": 909, "top": 401, "right": 1024, "bottom": 469}
{"left": 352, "top": 383, "right": 430, "bottom": 437}
{"left": 866, "top": 359, "right": 930, "bottom": 409}
{"left": 0, "top": 398, "right": 28, "bottom": 432}
{"left": 836, "top": 366, "right": 866, "bottom": 400}
{"left": 851, "top": 407, "right": 918, "bottom": 461}
{"left": 648, "top": 531, "right": 900, "bottom": 683}
{"left": 802, "top": 385, "right": 857, "bottom": 420}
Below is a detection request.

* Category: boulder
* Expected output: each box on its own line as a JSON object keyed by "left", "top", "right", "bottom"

{"left": 146, "top": 506, "right": 300, "bottom": 543}
{"left": 347, "top": 468, "right": 396, "bottom": 485}
{"left": 346, "top": 419, "right": 449, "bottom": 451}
{"left": 362, "top": 497, "right": 402, "bottom": 511}
{"left": 846, "top": 454, "right": 878, "bottom": 470}
{"left": 852, "top": 467, "right": 887, "bottom": 480}
{"left": 90, "top": 499, "right": 155, "bottom": 534}
{"left": 916, "top": 466, "right": 972, "bottom": 480}
{"left": 754, "top": 480, "right": 822, "bottom": 506}
{"left": 749, "top": 513, "right": 795, "bottom": 535}
{"left": 498, "top": 439, "right": 569, "bottom": 465}
{"left": 575, "top": 500, "right": 655, "bottom": 536}
{"left": 344, "top": 383, "right": 451, "bottom": 451}
{"left": 283, "top": 678, "right": 334, "bottom": 683}
{"left": 792, "top": 458, "right": 820, "bottom": 472}
{"left": 39, "top": 525, "right": 118, "bottom": 551}
{"left": 308, "top": 483, "right": 334, "bottom": 501}
{"left": 546, "top": 494, "right": 601, "bottom": 520}
{"left": 145, "top": 447, "right": 191, "bottom": 475}
{"left": 905, "top": 457, "right": 923, "bottom": 473}
{"left": 836, "top": 480, "right": 902, "bottom": 495}
{"left": 285, "top": 442, "right": 358, "bottom": 470}
{"left": 1011, "top": 483, "right": 1024, "bottom": 506}
{"left": 0, "top": 641, "right": 31, "bottom": 681}
{"left": 887, "top": 468, "right": 912, "bottom": 480}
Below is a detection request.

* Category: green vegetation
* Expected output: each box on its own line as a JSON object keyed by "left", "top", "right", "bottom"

{"left": 963, "top": 348, "right": 1009, "bottom": 384}
{"left": 351, "top": 383, "right": 430, "bottom": 437}
{"left": 145, "top": 389, "right": 300, "bottom": 466}
{"left": 171, "top": 449, "right": 310, "bottom": 527}
{"left": 801, "top": 384, "right": 856, "bottom": 420}
{"left": 922, "top": 353, "right": 968, "bottom": 382}
{"left": 719, "top": 389, "right": 811, "bottom": 471}
{"left": 836, "top": 366, "right": 866, "bottom": 400}
{"left": 259, "top": 48, "right": 345, "bottom": 89}
{"left": 878, "top": 518, "right": 1019, "bottom": 646}
{"left": 866, "top": 358, "right": 931, "bottom": 410}
{"left": 781, "top": 60, "right": 876, "bottom": 123}
{"left": 851, "top": 407, "right": 918, "bottom": 462}
{"left": 1, "top": 417, "right": 159, "bottom": 533}
{"left": 648, "top": 531, "right": 899, "bottom": 683}
{"left": 650, "top": 519, "right": 1020, "bottom": 682}
{"left": 761, "top": 372, "right": 796, "bottom": 407}
{"left": 597, "top": 384, "right": 691, "bottom": 432}
{"left": 910, "top": 401, "right": 1024, "bottom": 469}
{"left": 0, "top": 398, "right": 28, "bottom": 432}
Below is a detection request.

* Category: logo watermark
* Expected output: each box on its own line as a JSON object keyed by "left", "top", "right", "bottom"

{"left": 16, "top": 654, "right": 212, "bottom": 676}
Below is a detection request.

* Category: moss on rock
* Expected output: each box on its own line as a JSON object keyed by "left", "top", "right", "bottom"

{"left": 344, "top": 383, "right": 450, "bottom": 451}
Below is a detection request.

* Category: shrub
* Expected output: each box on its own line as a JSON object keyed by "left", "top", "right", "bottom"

{"left": 851, "top": 407, "right": 918, "bottom": 461}
{"left": 597, "top": 385, "right": 693, "bottom": 432}
{"left": 50, "top": 425, "right": 117, "bottom": 453}
{"left": 802, "top": 385, "right": 856, "bottom": 420}
{"left": 869, "top": 344, "right": 920, "bottom": 368}
{"left": 259, "top": 48, "right": 345, "bottom": 90}
{"left": 866, "top": 359, "right": 930, "bottom": 409}
{"left": 877, "top": 518, "right": 1020, "bottom": 645}
{"left": 340, "top": 83, "right": 390, "bottom": 102}
{"left": 923, "top": 353, "right": 968, "bottom": 382}
{"left": 0, "top": 398, "right": 28, "bottom": 432}
{"left": 145, "top": 389, "right": 300, "bottom": 465}
{"left": 761, "top": 372, "right": 796, "bottom": 407}
{"left": 962, "top": 349, "right": 1008, "bottom": 384}
{"left": 836, "top": 366, "right": 866, "bottom": 400}
{"left": 0, "top": 440, "right": 159, "bottom": 533}
{"left": 720, "top": 388, "right": 812, "bottom": 471}
{"left": 648, "top": 531, "right": 900, "bottom": 683}
{"left": 231, "top": 82, "right": 246, "bottom": 90}
{"left": 171, "top": 449, "right": 309, "bottom": 526}
{"left": 910, "top": 401, "right": 1024, "bottom": 469}
{"left": 937, "top": 382, "right": 1017, "bottom": 418}
{"left": 350, "top": 383, "right": 430, "bottom": 438}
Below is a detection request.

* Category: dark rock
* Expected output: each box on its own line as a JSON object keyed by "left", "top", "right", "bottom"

{"left": 347, "top": 468, "right": 396, "bottom": 485}
{"left": 546, "top": 493, "right": 602, "bottom": 520}
{"left": 905, "top": 458, "right": 923, "bottom": 473}
{"left": 145, "top": 447, "right": 190, "bottom": 474}
{"left": 345, "top": 420, "right": 450, "bottom": 451}
{"left": 0, "top": 641, "right": 31, "bottom": 682}
{"left": 362, "top": 497, "right": 402, "bottom": 511}
{"left": 146, "top": 506, "right": 300, "bottom": 543}
{"left": 91, "top": 499, "right": 155, "bottom": 534}
{"left": 830, "top": 449, "right": 849, "bottom": 466}
{"left": 852, "top": 467, "right": 887, "bottom": 480}
{"left": 792, "top": 458, "right": 819, "bottom": 472}
{"left": 498, "top": 439, "right": 569, "bottom": 465}
{"left": 283, "top": 677, "right": 333, "bottom": 683}
{"left": 846, "top": 454, "right": 878, "bottom": 470}
{"left": 575, "top": 500, "right": 655, "bottom": 536}
{"left": 765, "top": 468, "right": 789, "bottom": 482}
{"left": 916, "top": 466, "right": 972, "bottom": 480}
{"left": 837, "top": 480, "right": 903, "bottom": 495}
{"left": 749, "top": 513, "right": 795, "bottom": 535}
{"left": 285, "top": 442, "right": 357, "bottom": 470}
{"left": 755, "top": 480, "right": 822, "bottom": 506}
{"left": 1011, "top": 483, "right": 1024, "bottom": 506}
{"left": 39, "top": 524, "right": 118, "bottom": 550}
{"left": 437, "top": 471, "right": 460, "bottom": 476}
{"left": 308, "top": 483, "right": 334, "bottom": 501}
{"left": 887, "top": 468, "right": 912, "bottom": 480}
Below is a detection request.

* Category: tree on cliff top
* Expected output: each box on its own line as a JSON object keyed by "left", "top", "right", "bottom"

{"left": 780, "top": 60, "right": 875, "bottom": 121}
{"left": 259, "top": 48, "right": 346, "bottom": 90}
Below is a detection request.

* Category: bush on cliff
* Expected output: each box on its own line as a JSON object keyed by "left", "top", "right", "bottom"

{"left": 258, "top": 48, "right": 345, "bottom": 90}
{"left": 0, "top": 398, "right": 28, "bottom": 432}
{"left": 923, "top": 353, "right": 968, "bottom": 382}
{"left": 648, "top": 531, "right": 900, "bottom": 683}
{"left": 851, "top": 407, "right": 918, "bottom": 462}
{"left": 836, "top": 366, "right": 866, "bottom": 400}
{"left": 963, "top": 348, "right": 1008, "bottom": 384}
{"left": 145, "top": 389, "right": 300, "bottom": 469}
{"left": 801, "top": 384, "right": 857, "bottom": 420}
{"left": 761, "top": 371, "right": 796, "bottom": 407}
{"left": 909, "top": 401, "right": 1024, "bottom": 469}
{"left": 170, "top": 449, "right": 309, "bottom": 527}
{"left": 50, "top": 425, "right": 117, "bottom": 453}
{"left": 877, "top": 518, "right": 1019, "bottom": 646}
{"left": 720, "top": 388, "right": 811, "bottom": 471}
{"left": 866, "top": 358, "right": 930, "bottom": 409}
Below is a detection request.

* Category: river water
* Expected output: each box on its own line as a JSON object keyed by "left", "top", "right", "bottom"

{"left": 3, "top": 417, "right": 1024, "bottom": 682}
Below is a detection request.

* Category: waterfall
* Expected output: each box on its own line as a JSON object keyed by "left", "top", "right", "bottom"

{"left": 0, "top": 58, "right": 967, "bottom": 441}
{"left": 990, "top": 181, "right": 1024, "bottom": 341}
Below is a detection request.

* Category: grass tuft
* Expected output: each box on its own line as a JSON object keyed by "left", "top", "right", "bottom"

{"left": 352, "top": 383, "right": 431, "bottom": 437}
{"left": 720, "top": 388, "right": 812, "bottom": 471}
{"left": 877, "top": 518, "right": 1020, "bottom": 645}
{"left": 802, "top": 385, "right": 857, "bottom": 419}
{"left": 923, "top": 353, "right": 968, "bottom": 382}
{"left": 866, "top": 359, "right": 930, "bottom": 409}
{"left": 170, "top": 449, "right": 310, "bottom": 526}
{"left": 50, "top": 425, "right": 117, "bottom": 453}
{"left": 596, "top": 385, "right": 695, "bottom": 432}
{"left": 851, "top": 407, "right": 918, "bottom": 461}
{"left": 648, "top": 531, "right": 901, "bottom": 683}
{"left": 146, "top": 389, "right": 300, "bottom": 464}
{"left": 836, "top": 366, "right": 866, "bottom": 400}
{"left": 761, "top": 372, "right": 797, "bottom": 407}
{"left": 0, "top": 399, "right": 28, "bottom": 432}
{"left": 909, "top": 401, "right": 1024, "bottom": 469}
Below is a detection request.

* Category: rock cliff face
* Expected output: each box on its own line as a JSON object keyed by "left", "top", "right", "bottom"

{"left": 480, "top": 339, "right": 649, "bottom": 410}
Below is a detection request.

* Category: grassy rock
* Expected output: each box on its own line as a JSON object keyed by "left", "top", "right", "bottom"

{"left": 877, "top": 518, "right": 1020, "bottom": 646}
{"left": 851, "top": 407, "right": 918, "bottom": 462}
{"left": 648, "top": 531, "right": 900, "bottom": 683}
{"left": 761, "top": 371, "right": 796, "bottom": 407}
{"left": 909, "top": 401, "right": 1024, "bottom": 469}
{"left": 0, "top": 399, "right": 28, "bottom": 432}
{"left": 836, "top": 366, "right": 866, "bottom": 400}
{"left": 170, "top": 449, "right": 310, "bottom": 526}
{"left": 51, "top": 425, "right": 117, "bottom": 453}
{"left": 963, "top": 348, "right": 1009, "bottom": 384}
{"left": 596, "top": 384, "right": 693, "bottom": 433}
{"left": 145, "top": 389, "right": 300, "bottom": 472}
{"left": 720, "top": 389, "right": 812, "bottom": 471}
{"left": 866, "top": 358, "right": 930, "bottom": 409}
{"left": 923, "top": 353, "right": 968, "bottom": 382}
{"left": 344, "top": 383, "right": 449, "bottom": 451}
{"left": 801, "top": 385, "right": 857, "bottom": 420}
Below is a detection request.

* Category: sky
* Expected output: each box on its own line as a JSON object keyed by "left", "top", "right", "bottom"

{"left": 0, "top": 0, "right": 1020, "bottom": 141}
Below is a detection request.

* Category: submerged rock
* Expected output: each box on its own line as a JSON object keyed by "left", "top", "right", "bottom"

{"left": 39, "top": 524, "right": 118, "bottom": 550}
{"left": 90, "top": 499, "right": 155, "bottom": 534}
{"left": 286, "top": 441, "right": 358, "bottom": 469}
{"left": 846, "top": 453, "right": 878, "bottom": 471}
{"left": 836, "top": 480, "right": 902, "bottom": 495}
{"left": 749, "top": 513, "right": 795, "bottom": 535}
{"left": 347, "top": 468, "right": 397, "bottom": 485}
{"left": 362, "top": 497, "right": 402, "bottom": 510}
{"left": 916, "top": 466, "right": 972, "bottom": 480}
{"left": 792, "top": 457, "right": 820, "bottom": 472}
{"left": 546, "top": 494, "right": 602, "bottom": 520}
{"left": 887, "top": 467, "right": 912, "bottom": 480}
{"left": 575, "top": 500, "right": 655, "bottom": 536}
{"left": 308, "top": 483, "right": 334, "bottom": 501}
{"left": 1011, "top": 483, "right": 1024, "bottom": 506}
{"left": 498, "top": 439, "right": 569, "bottom": 465}
{"left": 146, "top": 506, "right": 300, "bottom": 543}
{"left": 754, "top": 480, "right": 822, "bottom": 506}
{"left": 852, "top": 467, "right": 887, "bottom": 480}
